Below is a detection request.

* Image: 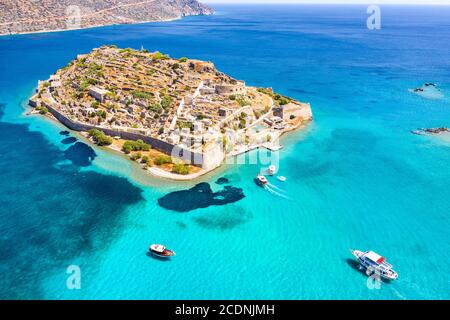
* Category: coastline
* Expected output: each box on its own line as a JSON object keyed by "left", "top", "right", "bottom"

{"left": 0, "top": 15, "right": 196, "bottom": 37}
{"left": 26, "top": 103, "right": 312, "bottom": 184}
{"left": 26, "top": 45, "right": 313, "bottom": 183}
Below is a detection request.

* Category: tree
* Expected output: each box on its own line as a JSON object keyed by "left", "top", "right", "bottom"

{"left": 154, "top": 155, "right": 172, "bottom": 166}
{"left": 122, "top": 140, "right": 151, "bottom": 154}
{"left": 88, "top": 129, "right": 113, "bottom": 146}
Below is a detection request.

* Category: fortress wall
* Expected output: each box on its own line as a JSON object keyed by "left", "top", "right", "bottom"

{"left": 40, "top": 101, "right": 223, "bottom": 168}
{"left": 215, "top": 82, "right": 247, "bottom": 95}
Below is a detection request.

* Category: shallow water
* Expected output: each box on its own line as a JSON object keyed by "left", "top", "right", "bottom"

{"left": 0, "top": 5, "right": 449, "bottom": 299}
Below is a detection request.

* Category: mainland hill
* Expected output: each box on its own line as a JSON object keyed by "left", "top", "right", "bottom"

{"left": 0, "top": 0, "right": 213, "bottom": 35}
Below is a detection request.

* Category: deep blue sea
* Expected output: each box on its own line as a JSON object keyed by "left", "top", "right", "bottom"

{"left": 0, "top": 5, "right": 449, "bottom": 299}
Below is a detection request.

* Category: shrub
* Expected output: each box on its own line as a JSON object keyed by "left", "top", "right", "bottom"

{"left": 132, "top": 91, "right": 152, "bottom": 100}
{"left": 172, "top": 63, "right": 180, "bottom": 70}
{"left": 172, "top": 163, "right": 190, "bottom": 175}
{"left": 96, "top": 110, "right": 107, "bottom": 119}
{"left": 130, "top": 153, "right": 142, "bottom": 161}
{"left": 161, "top": 95, "right": 173, "bottom": 111}
{"left": 152, "top": 51, "right": 169, "bottom": 60}
{"left": 88, "top": 129, "right": 113, "bottom": 146}
{"left": 290, "top": 115, "right": 296, "bottom": 120}
{"left": 179, "top": 57, "right": 188, "bottom": 63}
{"left": 91, "top": 101, "right": 100, "bottom": 109}
{"left": 141, "top": 156, "right": 149, "bottom": 164}
{"left": 37, "top": 106, "right": 48, "bottom": 115}
{"left": 147, "top": 103, "right": 163, "bottom": 114}
{"left": 154, "top": 155, "right": 172, "bottom": 166}
{"left": 122, "top": 140, "right": 151, "bottom": 154}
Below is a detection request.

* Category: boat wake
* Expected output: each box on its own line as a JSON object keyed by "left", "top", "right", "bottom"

{"left": 267, "top": 182, "right": 286, "bottom": 193}
{"left": 264, "top": 184, "right": 291, "bottom": 200}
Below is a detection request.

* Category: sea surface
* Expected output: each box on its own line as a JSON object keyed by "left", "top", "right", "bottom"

{"left": 0, "top": 5, "right": 449, "bottom": 299}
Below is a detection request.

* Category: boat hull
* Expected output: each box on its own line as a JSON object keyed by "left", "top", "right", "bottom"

{"left": 150, "top": 249, "right": 176, "bottom": 258}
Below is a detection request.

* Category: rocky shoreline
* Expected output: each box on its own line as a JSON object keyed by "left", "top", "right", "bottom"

{"left": 0, "top": 0, "right": 213, "bottom": 36}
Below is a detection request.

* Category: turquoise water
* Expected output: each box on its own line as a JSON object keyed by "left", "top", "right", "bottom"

{"left": 0, "top": 5, "right": 449, "bottom": 299}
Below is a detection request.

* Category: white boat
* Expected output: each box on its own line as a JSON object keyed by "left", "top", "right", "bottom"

{"left": 149, "top": 244, "right": 176, "bottom": 258}
{"left": 277, "top": 176, "right": 286, "bottom": 182}
{"left": 351, "top": 249, "right": 398, "bottom": 280}
{"left": 255, "top": 174, "right": 268, "bottom": 186}
{"left": 267, "top": 165, "right": 277, "bottom": 176}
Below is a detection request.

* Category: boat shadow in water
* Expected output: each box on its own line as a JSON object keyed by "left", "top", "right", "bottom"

{"left": 145, "top": 252, "right": 172, "bottom": 262}
{"left": 344, "top": 259, "right": 393, "bottom": 284}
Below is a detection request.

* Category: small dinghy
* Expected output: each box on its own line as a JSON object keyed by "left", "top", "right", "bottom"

{"left": 277, "top": 176, "right": 287, "bottom": 182}
{"left": 267, "top": 165, "right": 277, "bottom": 176}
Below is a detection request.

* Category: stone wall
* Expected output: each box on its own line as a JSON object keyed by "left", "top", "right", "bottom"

{"left": 215, "top": 82, "right": 246, "bottom": 96}
{"left": 40, "top": 100, "right": 224, "bottom": 169}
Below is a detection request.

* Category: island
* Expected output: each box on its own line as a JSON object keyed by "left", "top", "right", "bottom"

{"left": 0, "top": 0, "right": 213, "bottom": 36}
{"left": 29, "top": 46, "right": 313, "bottom": 180}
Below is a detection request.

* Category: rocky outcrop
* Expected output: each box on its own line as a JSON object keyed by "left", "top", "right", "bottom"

{"left": 0, "top": 0, "right": 213, "bottom": 35}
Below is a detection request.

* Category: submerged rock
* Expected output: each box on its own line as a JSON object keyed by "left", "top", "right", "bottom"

{"left": 64, "top": 142, "right": 96, "bottom": 167}
{"left": 59, "top": 130, "right": 70, "bottom": 136}
{"left": 158, "top": 183, "right": 245, "bottom": 212}
{"left": 409, "top": 83, "right": 444, "bottom": 100}
{"left": 61, "top": 137, "right": 77, "bottom": 145}
{"left": 215, "top": 177, "right": 230, "bottom": 185}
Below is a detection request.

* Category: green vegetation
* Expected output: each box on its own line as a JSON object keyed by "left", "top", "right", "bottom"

{"left": 172, "top": 163, "right": 190, "bottom": 175}
{"left": 239, "top": 118, "right": 246, "bottom": 129}
{"left": 154, "top": 155, "right": 172, "bottom": 166}
{"left": 161, "top": 94, "right": 173, "bottom": 111}
{"left": 80, "top": 78, "right": 98, "bottom": 91}
{"left": 91, "top": 101, "right": 100, "bottom": 109}
{"left": 130, "top": 153, "right": 142, "bottom": 161}
{"left": 236, "top": 96, "right": 250, "bottom": 107}
{"left": 119, "top": 48, "right": 135, "bottom": 54}
{"left": 274, "top": 94, "right": 290, "bottom": 106}
{"left": 122, "top": 139, "right": 151, "bottom": 154}
{"left": 178, "top": 57, "right": 188, "bottom": 63}
{"left": 177, "top": 121, "right": 193, "bottom": 130}
{"left": 132, "top": 91, "right": 152, "bottom": 100}
{"left": 36, "top": 106, "right": 48, "bottom": 115}
{"left": 88, "top": 129, "right": 113, "bottom": 146}
{"left": 147, "top": 102, "right": 163, "bottom": 114}
{"left": 141, "top": 156, "right": 150, "bottom": 164}
{"left": 96, "top": 110, "right": 107, "bottom": 119}
{"left": 257, "top": 88, "right": 292, "bottom": 106}
{"left": 146, "top": 69, "right": 156, "bottom": 76}
{"left": 152, "top": 51, "right": 169, "bottom": 60}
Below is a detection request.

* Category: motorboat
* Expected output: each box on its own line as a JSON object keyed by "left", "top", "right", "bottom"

{"left": 277, "top": 176, "right": 287, "bottom": 182}
{"left": 351, "top": 249, "right": 398, "bottom": 280}
{"left": 255, "top": 174, "right": 268, "bottom": 186}
{"left": 149, "top": 244, "right": 176, "bottom": 258}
